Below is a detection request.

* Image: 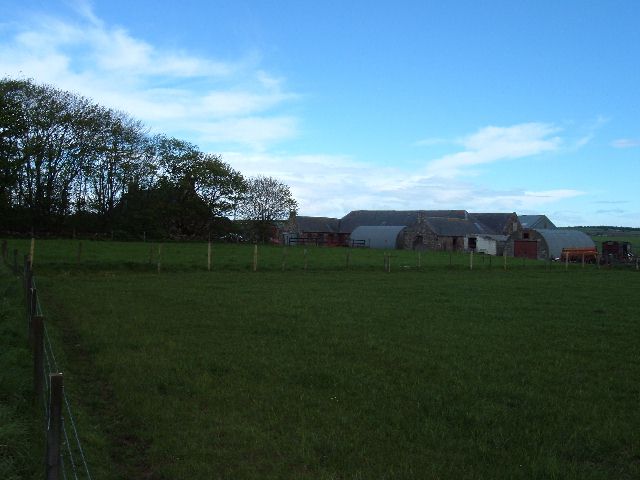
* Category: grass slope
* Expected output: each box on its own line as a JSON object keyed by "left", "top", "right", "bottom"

{"left": 35, "top": 265, "right": 640, "bottom": 479}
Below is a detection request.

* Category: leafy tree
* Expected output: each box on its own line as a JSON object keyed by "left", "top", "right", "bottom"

{"left": 238, "top": 175, "right": 297, "bottom": 242}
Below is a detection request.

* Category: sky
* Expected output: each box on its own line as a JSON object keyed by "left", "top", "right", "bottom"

{"left": 1, "top": 0, "right": 639, "bottom": 226}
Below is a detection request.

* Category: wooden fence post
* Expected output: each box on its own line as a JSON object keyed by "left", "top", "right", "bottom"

{"left": 157, "top": 244, "right": 162, "bottom": 273}
{"left": 29, "top": 288, "right": 37, "bottom": 347}
{"left": 253, "top": 244, "right": 258, "bottom": 272}
{"left": 207, "top": 240, "right": 212, "bottom": 271}
{"left": 581, "top": 253, "right": 585, "bottom": 268}
{"left": 29, "top": 237, "right": 35, "bottom": 268}
{"left": 46, "top": 373, "right": 63, "bottom": 480}
{"left": 33, "top": 315, "right": 44, "bottom": 403}
{"left": 470, "top": 251, "right": 473, "bottom": 270}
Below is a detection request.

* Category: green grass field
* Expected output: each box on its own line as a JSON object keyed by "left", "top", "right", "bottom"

{"left": 0, "top": 265, "right": 40, "bottom": 480}
{"left": 3, "top": 239, "right": 639, "bottom": 479}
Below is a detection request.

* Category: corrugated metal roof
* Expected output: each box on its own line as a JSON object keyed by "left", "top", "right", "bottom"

{"left": 535, "top": 229, "right": 595, "bottom": 258}
{"left": 519, "top": 215, "right": 556, "bottom": 229}
{"left": 424, "top": 217, "right": 490, "bottom": 236}
{"left": 295, "top": 216, "right": 340, "bottom": 233}
{"left": 350, "top": 225, "right": 407, "bottom": 249}
{"left": 470, "top": 213, "right": 517, "bottom": 234}
{"left": 340, "top": 210, "right": 467, "bottom": 232}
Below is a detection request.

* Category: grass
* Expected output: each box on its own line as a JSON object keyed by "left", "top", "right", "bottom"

{"left": 3, "top": 239, "right": 639, "bottom": 479}
{"left": 0, "top": 265, "right": 40, "bottom": 480}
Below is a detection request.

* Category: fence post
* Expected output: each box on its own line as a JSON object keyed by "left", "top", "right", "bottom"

{"left": 33, "top": 315, "right": 44, "bottom": 403}
{"left": 46, "top": 373, "right": 63, "bottom": 480}
{"left": 29, "top": 287, "right": 37, "bottom": 347}
{"left": 253, "top": 244, "right": 258, "bottom": 272}
{"left": 281, "top": 247, "right": 288, "bottom": 272}
{"left": 207, "top": 240, "right": 212, "bottom": 271}
{"left": 157, "top": 244, "right": 162, "bottom": 273}
{"left": 29, "top": 237, "right": 35, "bottom": 268}
{"left": 470, "top": 251, "right": 473, "bottom": 270}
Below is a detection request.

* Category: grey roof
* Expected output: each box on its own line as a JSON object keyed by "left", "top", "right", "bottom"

{"left": 477, "top": 234, "right": 509, "bottom": 242}
{"left": 350, "top": 225, "right": 407, "bottom": 249}
{"left": 294, "top": 216, "right": 341, "bottom": 233}
{"left": 535, "top": 229, "right": 595, "bottom": 258}
{"left": 470, "top": 213, "right": 517, "bottom": 234}
{"left": 424, "top": 217, "right": 491, "bottom": 236}
{"left": 519, "top": 215, "right": 556, "bottom": 229}
{"left": 340, "top": 210, "right": 468, "bottom": 233}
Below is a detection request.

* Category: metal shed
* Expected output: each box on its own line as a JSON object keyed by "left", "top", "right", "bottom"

{"left": 508, "top": 228, "right": 595, "bottom": 259}
{"left": 349, "top": 225, "right": 407, "bottom": 249}
{"left": 536, "top": 229, "right": 595, "bottom": 259}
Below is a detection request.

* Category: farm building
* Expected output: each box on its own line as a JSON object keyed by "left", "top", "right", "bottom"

{"left": 506, "top": 228, "right": 595, "bottom": 260}
{"left": 349, "top": 226, "right": 407, "bottom": 249}
{"left": 518, "top": 214, "right": 556, "bottom": 230}
{"left": 464, "top": 234, "right": 509, "bottom": 256}
{"left": 285, "top": 215, "right": 349, "bottom": 246}
{"left": 470, "top": 213, "right": 521, "bottom": 236}
{"left": 285, "top": 210, "right": 523, "bottom": 252}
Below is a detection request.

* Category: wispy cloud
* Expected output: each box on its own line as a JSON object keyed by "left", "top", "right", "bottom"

{"left": 611, "top": 138, "right": 640, "bottom": 148}
{"left": 424, "top": 123, "right": 561, "bottom": 178}
{"left": 223, "top": 149, "right": 584, "bottom": 218}
{"left": 0, "top": 2, "right": 297, "bottom": 149}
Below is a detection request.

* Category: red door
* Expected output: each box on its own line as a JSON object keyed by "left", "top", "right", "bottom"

{"left": 514, "top": 240, "right": 537, "bottom": 259}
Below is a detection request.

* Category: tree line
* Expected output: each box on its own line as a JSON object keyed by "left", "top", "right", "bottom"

{"left": 0, "top": 78, "right": 297, "bottom": 240}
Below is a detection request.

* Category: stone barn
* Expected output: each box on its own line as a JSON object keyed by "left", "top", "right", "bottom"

{"left": 506, "top": 229, "right": 596, "bottom": 260}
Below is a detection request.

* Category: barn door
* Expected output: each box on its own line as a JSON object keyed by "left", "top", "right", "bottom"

{"left": 514, "top": 240, "right": 537, "bottom": 259}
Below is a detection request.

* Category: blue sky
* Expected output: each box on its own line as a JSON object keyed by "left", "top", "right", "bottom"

{"left": 2, "top": 0, "right": 639, "bottom": 226}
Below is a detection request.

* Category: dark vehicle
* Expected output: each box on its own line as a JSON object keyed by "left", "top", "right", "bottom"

{"left": 600, "top": 241, "right": 635, "bottom": 264}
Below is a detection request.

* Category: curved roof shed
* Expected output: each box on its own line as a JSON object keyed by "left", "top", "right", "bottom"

{"left": 350, "top": 225, "right": 407, "bottom": 249}
{"left": 535, "top": 229, "right": 595, "bottom": 259}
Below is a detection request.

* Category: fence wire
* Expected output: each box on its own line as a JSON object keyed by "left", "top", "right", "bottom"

{"left": 30, "top": 274, "right": 94, "bottom": 479}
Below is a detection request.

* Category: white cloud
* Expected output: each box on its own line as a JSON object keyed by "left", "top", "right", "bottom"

{"left": 0, "top": 3, "right": 296, "bottom": 148}
{"left": 222, "top": 150, "right": 584, "bottom": 218}
{"left": 424, "top": 123, "right": 561, "bottom": 178}
{"left": 612, "top": 138, "right": 640, "bottom": 148}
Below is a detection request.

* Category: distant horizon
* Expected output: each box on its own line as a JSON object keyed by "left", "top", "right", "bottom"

{"left": 2, "top": 1, "right": 639, "bottom": 227}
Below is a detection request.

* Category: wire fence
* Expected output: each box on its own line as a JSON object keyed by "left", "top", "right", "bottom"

{"left": 27, "top": 265, "right": 94, "bottom": 480}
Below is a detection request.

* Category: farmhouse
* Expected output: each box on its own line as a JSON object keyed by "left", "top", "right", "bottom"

{"left": 506, "top": 228, "right": 595, "bottom": 260}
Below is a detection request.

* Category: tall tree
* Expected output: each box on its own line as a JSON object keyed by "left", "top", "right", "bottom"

{"left": 238, "top": 175, "right": 297, "bottom": 241}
